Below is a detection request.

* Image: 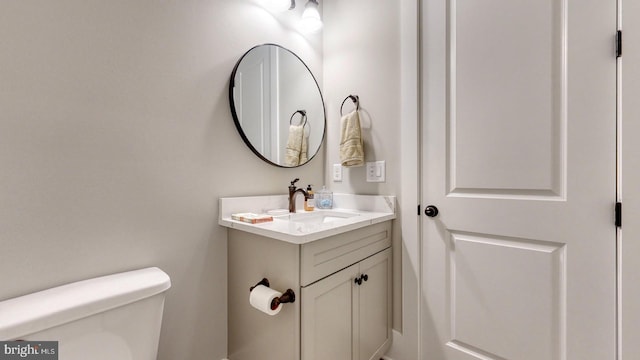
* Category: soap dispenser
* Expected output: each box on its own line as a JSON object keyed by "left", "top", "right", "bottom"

{"left": 304, "top": 185, "right": 315, "bottom": 211}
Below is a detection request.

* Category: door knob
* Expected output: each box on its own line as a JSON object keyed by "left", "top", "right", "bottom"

{"left": 424, "top": 205, "right": 439, "bottom": 217}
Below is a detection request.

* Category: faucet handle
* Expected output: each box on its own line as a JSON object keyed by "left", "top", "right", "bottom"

{"left": 290, "top": 178, "right": 300, "bottom": 186}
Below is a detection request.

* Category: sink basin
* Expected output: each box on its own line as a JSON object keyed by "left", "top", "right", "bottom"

{"left": 286, "top": 211, "right": 360, "bottom": 225}
{"left": 271, "top": 210, "right": 361, "bottom": 234}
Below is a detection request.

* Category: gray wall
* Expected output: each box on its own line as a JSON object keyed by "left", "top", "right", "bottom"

{"left": 322, "top": 0, "right": 404, "bottom": 332}
{"left": 323, "top": 0, "right": 401, "bottom": 196}
{"left": 0, "top": 1, "right": 323, "bottom": 359}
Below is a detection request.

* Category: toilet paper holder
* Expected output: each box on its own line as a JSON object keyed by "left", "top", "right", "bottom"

{"left": 250, "top": 278, "right": 296, "bottom": 310}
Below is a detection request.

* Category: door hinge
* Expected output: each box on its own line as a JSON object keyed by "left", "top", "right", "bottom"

{"left": 417, "top": 204, "right": 421, "bottom": 216}
{"left": 615, "top": 202, "right": 622, "bottom": 227}
{"left": 616, "top": 30, "right": 622, "bottom": 58}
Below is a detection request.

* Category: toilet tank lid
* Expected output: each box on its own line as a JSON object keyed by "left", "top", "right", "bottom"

{"left": 0, "top": 267, "right": 171, "bottom": 340}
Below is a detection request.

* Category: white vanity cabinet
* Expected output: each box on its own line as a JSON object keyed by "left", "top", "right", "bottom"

{"left": 227, "top": 220, "right": 392, "bottom": 360}
{"left": 301, "top": 248, "right": 391, "bottom": 360}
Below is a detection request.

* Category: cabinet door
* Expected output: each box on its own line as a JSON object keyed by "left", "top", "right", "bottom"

{"left": 357, "top": 249, "right": 392, "bottom": 360}
{"left": 301, "top": 263, "right": 359, "bottom": 360}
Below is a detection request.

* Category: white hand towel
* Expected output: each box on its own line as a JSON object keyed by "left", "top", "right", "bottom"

{"left": 299, "top": 127, "right": 309, "bottom": 164}
{"left": 285, "top": 124, "right": 304, "bottom": 166}
{"left": 340, "top": 110, "right": 364, "bottom": 167}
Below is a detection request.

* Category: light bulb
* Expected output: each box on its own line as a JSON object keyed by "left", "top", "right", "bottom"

{"left": 300, "top": 0, "right": 322, "bottom": 33}
{"left": 264, "top": 0, "right": 293, "bottom": 12}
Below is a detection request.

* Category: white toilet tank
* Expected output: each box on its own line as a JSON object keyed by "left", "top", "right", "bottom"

{"left": 0, "top": 267, "right": 171, "bottom": 360}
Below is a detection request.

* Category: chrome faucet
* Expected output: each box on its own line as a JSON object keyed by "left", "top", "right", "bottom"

{"left": 288, "top": 178, "right": 309, "bottom": 213}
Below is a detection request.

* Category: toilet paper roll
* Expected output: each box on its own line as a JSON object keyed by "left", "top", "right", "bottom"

{"left": 249, "top": 285, "right": 283, "bottom": 316}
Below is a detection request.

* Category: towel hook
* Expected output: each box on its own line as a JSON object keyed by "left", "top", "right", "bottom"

{"left": 340, "top": 95, "right": 359, "bottom": 116}
{"left": 290, "top": 109, "right": 307, "bottom": 127}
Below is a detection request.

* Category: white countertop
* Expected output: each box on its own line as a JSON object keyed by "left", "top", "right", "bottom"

{"left": 218, "top": 194, "right": 396, "bottom": 244}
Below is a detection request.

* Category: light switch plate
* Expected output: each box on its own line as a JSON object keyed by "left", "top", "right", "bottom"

{"left": 366, "top": 161, "right": 386, "bottom": 182}
{"left": 333, "top": 164, "right": 343, "bottom": 182}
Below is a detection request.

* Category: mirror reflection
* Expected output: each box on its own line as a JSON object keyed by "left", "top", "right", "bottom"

{"left": 229, "top": 44, "right": 326, "bottom": 167}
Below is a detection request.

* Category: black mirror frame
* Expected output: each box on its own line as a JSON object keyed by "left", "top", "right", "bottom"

{"left": 228, "top": 43, "right": 326, "bottom": 168}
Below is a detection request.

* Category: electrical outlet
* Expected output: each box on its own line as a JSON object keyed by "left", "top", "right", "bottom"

{"left": 366, "top": 161, "right": 386, "bottom": 182}
{"left": 333, "top": 164, "right": 343, "bottom": 182}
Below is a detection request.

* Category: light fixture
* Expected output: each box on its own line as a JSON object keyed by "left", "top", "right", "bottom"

{"left": 263, "top": 0, "right": 323, "bottom": 33}
{"left": 300, "top": 0, "right": 322, "bottom": 33}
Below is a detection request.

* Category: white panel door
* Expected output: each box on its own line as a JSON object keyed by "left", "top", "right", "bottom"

{"left": 421, "top": 0, "right": 617, "bottom": 359}
{"left": 621, "top": 1, "right": 640, "bottom": 359}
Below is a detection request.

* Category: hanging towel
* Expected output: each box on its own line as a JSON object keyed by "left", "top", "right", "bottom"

{"left": 340, "top": 110, "right": 364, "bottom": 167}
{"left": 299, "top": 126, "right": 309, "bottom": 164}
{"left": 285, "top": 124, "right": 305, "bottom": 166}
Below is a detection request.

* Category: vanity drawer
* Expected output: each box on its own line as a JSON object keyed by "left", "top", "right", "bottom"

{"left": 300, "top": 221, "right": 391, "bottom": 286}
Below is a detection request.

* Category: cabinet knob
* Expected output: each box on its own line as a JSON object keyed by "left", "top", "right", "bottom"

{"left": 354, "top": 274, "right": 368, "bottom": 286}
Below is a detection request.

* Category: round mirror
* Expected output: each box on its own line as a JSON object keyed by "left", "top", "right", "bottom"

{"left": 229, "top": 44, "right": 326, "bottom": 167}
